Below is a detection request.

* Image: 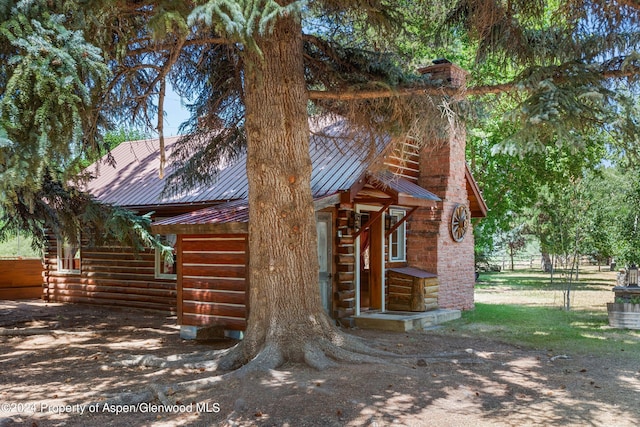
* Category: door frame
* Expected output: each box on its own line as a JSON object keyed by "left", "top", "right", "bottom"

{"left": 316, "top": 211, "right": 333, "bottom": 314}
{"left": 354, "top": 204, "right": 386, "bottom": 315}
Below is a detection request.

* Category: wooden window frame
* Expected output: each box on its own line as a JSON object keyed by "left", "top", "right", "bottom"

{"left": 57, "top": 236, "right": 81, "bottom": 274}
{"left": 155, "top": 234, "right": 177, "bottom": 280}
{"left": 388, "top": 208, "right": 407, "bottom": 262}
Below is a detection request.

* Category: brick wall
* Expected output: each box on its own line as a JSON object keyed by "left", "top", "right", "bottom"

{"left": 407, "top": 61, "right": 475, "bottom": 310}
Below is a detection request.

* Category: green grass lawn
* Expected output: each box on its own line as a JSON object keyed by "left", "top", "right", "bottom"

{"left": 447, "top": 267, "right": 640, "bottom": 358}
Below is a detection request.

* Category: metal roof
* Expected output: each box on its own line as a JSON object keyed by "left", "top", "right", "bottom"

{"left": 370, "top": 171, "right": 440, "bottom": 202}
{"left": 85, "top": 120, "right": 384, "bottom": 207}
{"left": 154, "top": 199, "right": 249, "bottom": 226}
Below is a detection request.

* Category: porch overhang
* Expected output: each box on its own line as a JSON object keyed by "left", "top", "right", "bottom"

{"left": 465, "top": 163, "right": 488, "bottom": 218}
{"left": 344, "top": 171, "right": 441, "bottom": 208}
{"left": 151, "top": 199, "right": 249, "bottom": 235}
{"left": 151, "top": 193, "right": 344, "bottom": 235}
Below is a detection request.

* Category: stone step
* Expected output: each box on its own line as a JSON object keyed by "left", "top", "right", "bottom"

{"left": 353, "top": 309, "right": 461, "bottom": 332}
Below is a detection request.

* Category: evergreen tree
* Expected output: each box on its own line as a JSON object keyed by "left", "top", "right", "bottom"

{"left": 1, "top": 0, "right": 640, "bottom": 381}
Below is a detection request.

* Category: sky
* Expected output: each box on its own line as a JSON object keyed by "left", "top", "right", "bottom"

{"left": 154, "top": 85, "right": 191, "bottom": 136}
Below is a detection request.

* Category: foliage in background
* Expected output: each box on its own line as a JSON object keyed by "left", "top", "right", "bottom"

{"left": 0, "top": 232, "right": 40, "bottom": 258}
{"left": 75, "top": 127, "right": 149, "bottom": 172}
{"left": 611, "top": 166, "right": 640, "bottom": 266}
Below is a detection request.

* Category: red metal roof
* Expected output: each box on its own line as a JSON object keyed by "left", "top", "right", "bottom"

{"left": 85, "top": 121, "right": 380, "bottom": 208}
{"left": 370, "top": 171, "right": 440, "bottom": 202}
{"left": 154, "top": 199, "right": 249, "bottom": 226}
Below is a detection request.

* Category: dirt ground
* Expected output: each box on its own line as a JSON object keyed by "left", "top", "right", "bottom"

{"left": 1, "top": 292, "right": 639, "bottom": 426}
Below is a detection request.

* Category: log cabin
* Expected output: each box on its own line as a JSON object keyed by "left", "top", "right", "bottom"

{"left": 42, "top": 62, "right": 487, "bottom": 337}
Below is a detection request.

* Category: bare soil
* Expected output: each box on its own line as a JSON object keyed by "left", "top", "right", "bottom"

{"left": 1, "top": 273, "right": 639, "bottom": 427}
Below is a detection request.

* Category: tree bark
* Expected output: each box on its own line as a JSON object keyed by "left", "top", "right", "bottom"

{"left": 541, "top": 252, "right": 552, "bottom": 273}
{"left": 509, "top": 245, "right": 515, "bottom": 271}
{"left": 240, "top": 10, "right": 336, "bottom": 365}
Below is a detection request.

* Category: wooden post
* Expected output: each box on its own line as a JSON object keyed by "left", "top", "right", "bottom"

{"left": 410, "top": 275, "right": 426, "bottom": 311}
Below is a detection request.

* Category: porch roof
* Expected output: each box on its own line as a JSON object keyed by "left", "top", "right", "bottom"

{"left": 151, "top": 193, "right": 342, "bottom": 234}
{"left": 152, "top": 199, "right": 248, "bottom": 234}
{"left": 465, "top": 163, "right": 488, "bottom": 218}
{"left": 370, "top": 171, "right": 440, "bottom": 206}
{"left": 347, "top": 171, "right": 441, "bottom": 208}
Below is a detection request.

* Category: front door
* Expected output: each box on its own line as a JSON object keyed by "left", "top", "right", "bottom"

{"left": 356, "top": 205, "right": 385, "bottom": 314}
{"left": 316, "top": 212, "right": 333, "bottom": 314}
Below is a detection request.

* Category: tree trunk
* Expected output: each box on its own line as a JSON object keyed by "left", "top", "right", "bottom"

{"left": 240, "top": 11, "right": 336, "bottom": 364}
{"left": 509, "top": 246, "right": 515, "bottom": 271}
{"left": 541, "top": 252, "right": 552, "bottom": 273}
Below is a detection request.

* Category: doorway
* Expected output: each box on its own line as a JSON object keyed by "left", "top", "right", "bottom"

{"left": 356, "top": 205, "right": 385, "bottom": 313}
{"left": 316, "top": 212, "right": 333, "bottom": 314}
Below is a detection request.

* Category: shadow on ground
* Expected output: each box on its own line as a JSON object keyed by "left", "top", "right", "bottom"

{"left": 0, "top": 301, "right": 638, "bottom": 426}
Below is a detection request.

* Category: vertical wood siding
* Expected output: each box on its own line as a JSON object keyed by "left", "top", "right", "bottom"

{"left": 0, "top": 259, "right": 43, "bottom": 299}
{"left": 179, "top": 234, "right": 248, "bottom": 331}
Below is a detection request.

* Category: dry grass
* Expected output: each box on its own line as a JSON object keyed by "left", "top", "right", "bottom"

{"left": 475, "top": 265, "right": 618, "bottom": 311}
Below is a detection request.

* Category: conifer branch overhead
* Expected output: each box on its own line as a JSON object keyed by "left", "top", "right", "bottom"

{"left": 188, "top": 0, "right": 305, "bottom": 52}
{"left": 307, "top": 59, "right": 640, "bottom": 100}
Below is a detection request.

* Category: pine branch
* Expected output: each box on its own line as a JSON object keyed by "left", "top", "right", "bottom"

{"left": 618, "top": 0, "right": 640, "bottom": 11}
{"left": 307, "top": 61, "right": 640, "bottom": 100}
{"left": 126, "top": 36, "right": 230, "bottom": 57}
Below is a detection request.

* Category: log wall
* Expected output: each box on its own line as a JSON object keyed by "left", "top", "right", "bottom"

{"left": 0, "top": 259, "right": 43, "bottom": 299}
{"left": 43, "top": 234, "right": 176, "bottom": 312}
{"left": 335, "top": 206, "right": 356, "bottom": 326}
{"left": 179, "top": 234, "right": 248, "bottom": 331}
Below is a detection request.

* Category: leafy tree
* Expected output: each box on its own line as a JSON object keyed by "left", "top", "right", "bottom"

{"left": 612, "top": 166, "right": 640, "bottom": 266}
{"left": 0, "top": 2, "right": 162, "bottom": 254}
{"left": 579, "top": 168, "right": 618, "bottom": 270}
{"left": 497, "top": 223, "right": 527, "bottom": 271}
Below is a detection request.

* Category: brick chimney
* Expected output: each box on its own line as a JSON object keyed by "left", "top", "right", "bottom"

{"left": 406, "top": 59, "right": 475, "bottom": 311}
{"left": 418, "top": 59, "right": 469, "bottom": 89}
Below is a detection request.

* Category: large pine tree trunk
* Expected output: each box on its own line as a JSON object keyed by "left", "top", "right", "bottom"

{"left": 240, "top": 11, "right": 336, "bottom": 364}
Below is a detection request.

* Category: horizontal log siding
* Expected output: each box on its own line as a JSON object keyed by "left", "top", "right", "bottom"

{"left": 180, "top": 234, "right": 248, "bottom": 331}
{"left": 335, "top": 206, "right": 355, "bottom": 326}
{"left": 43, "top": 233, "right": 176, "bottom": 312}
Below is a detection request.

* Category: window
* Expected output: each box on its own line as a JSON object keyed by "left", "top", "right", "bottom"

{"left": 57, "top": 237, "right": 81, "bottom": 274}
{"left": 155, "top": 234, "right": 177, "bottom": 279}
{"left": 388, "top": 209, "right": 406, "bottom": 262}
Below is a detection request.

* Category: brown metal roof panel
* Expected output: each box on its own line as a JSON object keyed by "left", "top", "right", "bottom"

{"left": 86, "top": 120, "right": 391, "bottom": 207}
{"left": 309, "top": 142, "right": 363, "bottom": 196}
{"left": 178, "top": 153, "right": 249, "bottom": 203}
{"left": 309, "top": 120, "right": 384, "bottom": 195}
{"left": 371, "top": 171, "right": 441, "bottom": 201}
{"left": 85, "top": 137, "right": 183, "bottom": 206}
{"left": 154, "top": 199, "right": 249, "bottom": 226}
{"left": 315, "top": 153, "right": 365, "bottom": 195}
{"left": 465, "top": 163, "right": 488, "bottom": 218}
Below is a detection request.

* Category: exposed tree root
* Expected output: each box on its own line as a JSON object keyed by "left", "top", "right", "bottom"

{"left": 115, "top": 347, "right": 236, "bottom": 369}
{"left": 303, "top": 342, "right": 337, "bottom": 370}
{"left": 95, "top": 342, "right": 283, "bottom": 407}
{"left": 95, "top": 331, "right": 400, "bottom": 407}
{"left": 326, "top": 330, "right": 397, "bottom": 357}
{"left": 0, "top": 328, "right": 108, "bottom": 337}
